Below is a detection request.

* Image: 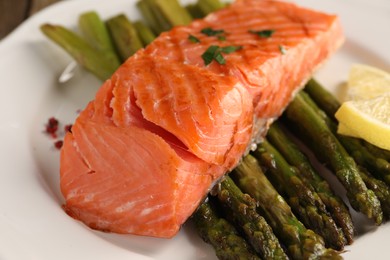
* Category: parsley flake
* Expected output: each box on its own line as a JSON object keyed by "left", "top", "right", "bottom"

{"left": 201, "top": 45, "right": 242, "bottom": 66}
{"left": 202, "top": 45, "right": 220, "bottom": 66}
{"left": 188, "top": 34, "right": 200, "bottom": 43}
{"left": 201, "top": 27, "right": 225, "bottom": 36}
{"left": 221, "top": 45, "right": 242, "bottom": 54}
{"left": 214, "top": 52, "right": 226, "bottom": 65}
{"left": 279, "top": 45, "right": 286, "bottom": 55}
{"left": 217, "top": 35, "right": 226, "bottom": 41}
{"left": 249, "top": 29, "right": 275, "bottom": 38}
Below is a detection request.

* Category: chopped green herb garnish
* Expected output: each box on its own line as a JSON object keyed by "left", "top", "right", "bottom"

{"left": 279, "top": 45, "right": 286, "bottom": 54}
{"left": 188, "top": 34, "right": 200, "bottom": 43}
{"left": 202, "top": 45, "right": 220, "bottom": 65}
{"left": 201, "top": 45, "right": 242, "bottom": 66}
{"left": 221, "top": 45, "right": 242, "bottom": 54}
{"left": 249, "top": 29, "right": 275, "bottom": 38}
{"left": 214, "top": 52, "right": 226, "bottom": 65}
{"left": 201, "top": 27, "right": 225, "bottom": 36}
{"left": 217, "top": 35, "right": 226, "bottom": 41}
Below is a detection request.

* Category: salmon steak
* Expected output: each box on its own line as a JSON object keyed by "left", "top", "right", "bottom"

{"left": 60, "top": 0, "right": 344, "bottom": 238}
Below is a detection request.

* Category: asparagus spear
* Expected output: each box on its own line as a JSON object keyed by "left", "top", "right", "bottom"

{"left": 136, "top": 0, "right": 166, "bottom": 34}
{"left": 284, "top": 93, "right": 383, "bottom": 225}
{"left": 358, "top": 167, "right": 390, "bottom": 219}
{"left": 197, "top": 0, "right": 226, "bottom": 16}
{"left": 106, "top": 14, "right": 144, "bottom": 61}
{"left": 40, "top": 24, "right": 120, "bottom": 81}
{"left": 137, "top": 0, "right": 192, "bottom": 34}
{"left": 300, "top": 90, "right": 335, "bottom": 128}
{"left": 304, "top": 79, "right": 340, "bottom": 121}
{"left": 133, "top": 21, "right": 156, "bottom": 46}
{"left": 303, "top": 80, "right": 390, "bottom": 185}
{"left": 363, "top": 141, "right": 390, "bottom": 162}
{"left": 185, "top": 3, "right": 204, "bottom": 19}
{"left": 267, "top": 122, "right": 355, "bottom": 244}
{"left": 254, "top": 140, "right": 346, "bottom": 250}
{"left": 192, "top": 200, "right": 260, "bottom": 260}
{"left": 338, "top": 136, "right": 390, "bottom": 186}
{"left": 154, "top": 0, "right": 192, "bottom": 26}
{"left": 78, "top": 11, "right": 118, "bottom": 56}
{"left": 216, "top": 176, "right": 288, "bottom": 259}
{"left": 187, "top": 0, "right": 226, "bottom": 19}
{"left": 232, "top": 155, "right": 341, "bottom": 259}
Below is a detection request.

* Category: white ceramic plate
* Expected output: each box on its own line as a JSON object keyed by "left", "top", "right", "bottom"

{"left": 0, "top": 0, "right": 389, "bottom": 259}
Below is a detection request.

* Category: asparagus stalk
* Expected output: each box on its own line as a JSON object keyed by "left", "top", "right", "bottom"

{"left": 192, "top": 200, "right": 260, "bottom": 260}
{"left": 78, "top": 11, "right": 118, "bottom": 56}
{"left": 40, "top": 24, "right": 120, "bottom": 81}
{"left": 185, "top": 3, "right": 204, "bottom": 19}
{"left": 363, "top": 142, "right": 390, "bottom": 162}
{"left": 133, "top": 21, "right": 156, "bottom": 46}
{"left": 154, "top": 0, "right": 192, "bottom": 26}
{"left": 137, "top": 0, "right": 192, "bottom": 34}
{"left": 300, "top": 90, "right": 335, "bottom": 128}
{"left": 232, "top": 155, "right": 341, "bottom": 259}
{"left": 358, "top": 167, "right": 390, "bottom": 219}
{"left": 284, "top": 93, "right": 383, "bottom": 225}
{"left": 197, "top": 0, "right": 226, "bottom": 16}
{"left": 136, "top": 0, "right": 166, "bottom": 34}
{"left": 267, "top": 122, "right": 355, "bottom": 244}
{"left": 216, "top": 176, "right": 288, "bottom": 259}
{"left": 338, "top": 136, "right": 390, "bottom": 186}
{"left": 106, "top": 14, "right": 144, "bottom": 61}
{"left": 304, "top": 79, "right": 340, "bottom": 121}
{"left": 303, "top": 80, "right": 390, "bottom": 185}
{"left": 254, "top": 140, "right": 346, "bottom": 250}
{"left": 187, "top": 0, "right": 225, "bottom": 19}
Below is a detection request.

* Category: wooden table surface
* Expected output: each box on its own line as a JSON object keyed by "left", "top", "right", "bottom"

{"left": 0, "top": 0, "right": 60, "bottom": 40}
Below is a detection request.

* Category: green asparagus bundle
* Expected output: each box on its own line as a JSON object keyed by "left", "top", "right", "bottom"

{"left": 40, "top": 0, "right": 225, "bottom": 81}
{"left": 41, "top": 11, "right": 121, "bottom": 81}
{"left": 267, "top": 122, "right": 355, "bottom": 244}
{"left": 283, "top": 93, "right": 383, "bottom": 225}
{"left": 300, "top": 83, "right": 390, "bottom": 220}
{"left": 304, "top": 79, "right": 390, "bottom": 186}
{"left": 254, "top": 140, "right": 346, "bottom": 250}
{"left": 216, "top": 176, "right": 288, "bottom": 259}
{"left": 192, "top": 200, "right": 260, "bottom": 260}
{"left": 231, "top": 155, "right": 341, "bottom": 259}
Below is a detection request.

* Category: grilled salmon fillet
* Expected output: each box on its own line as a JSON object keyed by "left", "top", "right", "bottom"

{"left": 60, "top": 0, "right": 344, "bottom": 238}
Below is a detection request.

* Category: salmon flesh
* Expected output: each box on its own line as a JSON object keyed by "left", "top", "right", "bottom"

{"left": 60, "top": 0, "right": 344, "bottom": 238}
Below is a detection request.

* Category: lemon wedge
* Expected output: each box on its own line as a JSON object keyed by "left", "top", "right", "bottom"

{"left": 337, "top": 123, "right": 359, "bottom": 138}
{"left": 347, "top": 64, "right": 390, "bottom": 101}
{"left": 335, "top": 64, "right": 390, "bottom": 148}
{"left": 335, "top": 94, "right": 390, "bottom": 150}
